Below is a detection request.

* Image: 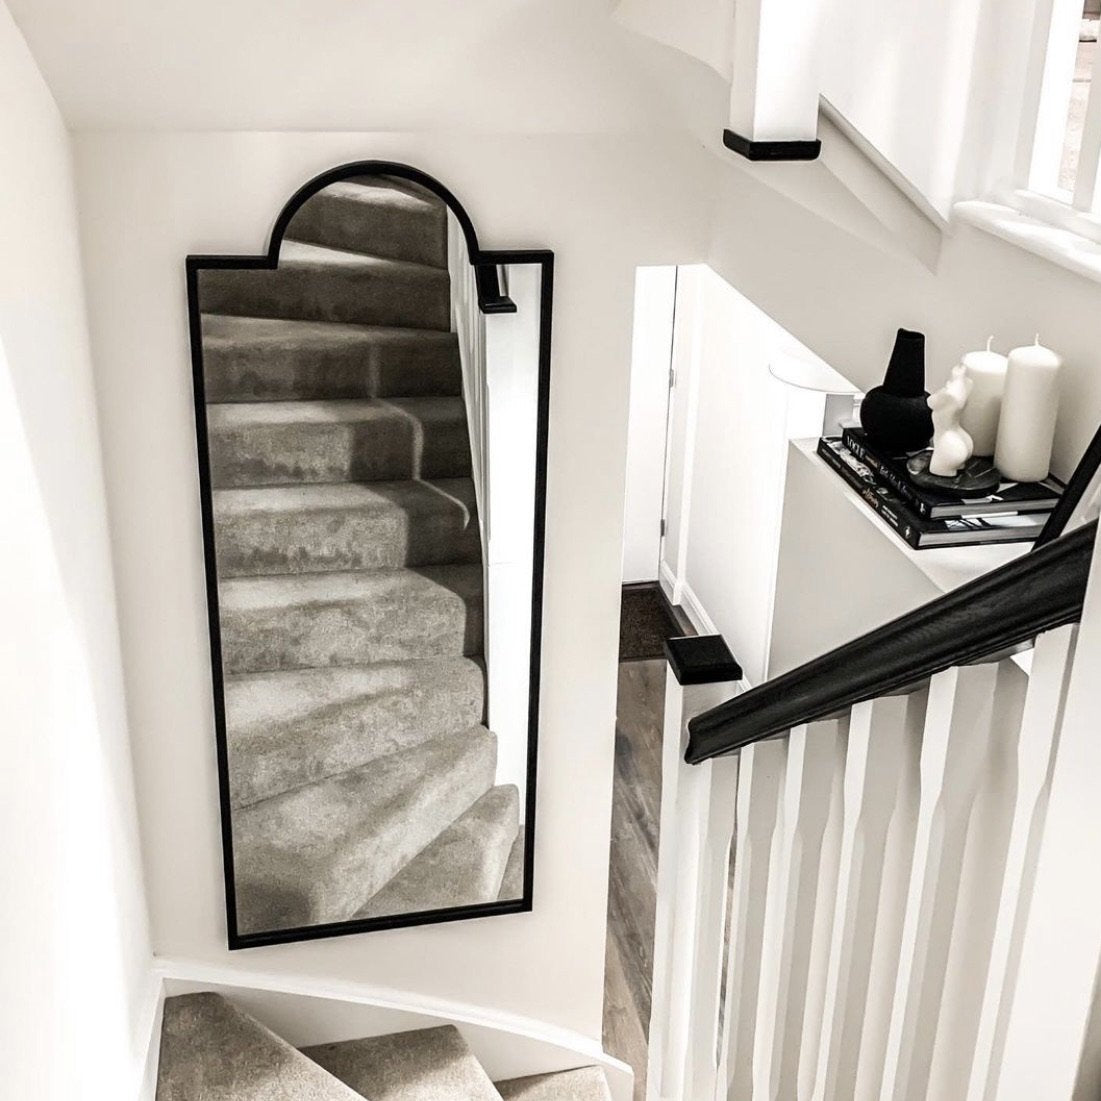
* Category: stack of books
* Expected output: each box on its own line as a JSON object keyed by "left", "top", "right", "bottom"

{"left": 817, "top": 428, "right": 1064, "bottom": 549}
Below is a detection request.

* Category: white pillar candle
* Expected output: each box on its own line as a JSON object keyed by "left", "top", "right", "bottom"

{"left": 959, "top": 337, "right": 1008, "bottom": 456}
{"left": 994, "top": 337, "right": 1063, "bottom": 483}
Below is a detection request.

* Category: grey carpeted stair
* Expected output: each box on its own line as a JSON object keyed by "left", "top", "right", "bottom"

{"left": 356, "top": 785, "right": 519, "bottom": 919}
{"left": 303, "top": 1025, "right": 500, "bottom": 1101}
{"left": 157, "top": 995, "right": 617, "bottom": 1101}
{"left": 495, "top": 1068, "right": 615, "bottom": 1100}
{"left": 218, "top": 564, "right": 483, "bottom": 673}
{"left": 156, "top": 993, "right": 363, "bottom": 1101}
{"left": 213, "top": 479, "right": 480, "bottom": 577}
{"left": 199, "top": 241, "right": 451, "bottom": 331}
{"left": 286, "top": 178, "right": 448, "bottom": 268}
{"left": 207, "top": 398, "right": 473, "bottom": 488}
{"left": 225, "top": 658, "right": 485, "bottom": 807}
{"left": 498, "top": 832, "right": 526, "bottom": 901}
{"left": 201, "top": 315, "right": 461, "bottom": 403}
{"left": 233, "top": 728, "right": 497, "bottom": 932}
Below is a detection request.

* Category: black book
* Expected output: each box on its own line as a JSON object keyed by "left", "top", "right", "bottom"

{"left": 841, "top": 426, "right": 1063, "bottom": 519}
{"left": 817, "top": 438, "right": 1047, "bottom": 549}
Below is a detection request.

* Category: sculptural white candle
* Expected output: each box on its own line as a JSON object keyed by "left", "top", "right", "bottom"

{"left": 994, "top": 337, "right": 1063, "bottom": 483}
{"left": 959, "top": 337, "right": 1008, "bottom": 456}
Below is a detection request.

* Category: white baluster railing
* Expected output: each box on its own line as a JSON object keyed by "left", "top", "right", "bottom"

{"left": 649, "top": 602, "right": 1099, "bottom": 1100}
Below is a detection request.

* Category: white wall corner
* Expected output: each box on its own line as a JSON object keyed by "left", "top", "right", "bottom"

{"left": 720, "top": 99, "right": 948, "bottom": 270}
{"left": 817, "top": 98, "right": 948, "bottom": 271}
{"left": 613, "top": 0, "right": 735, "bottom": 79}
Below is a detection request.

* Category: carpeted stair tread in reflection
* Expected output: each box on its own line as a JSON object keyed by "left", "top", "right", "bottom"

{"left": 201, "top": 314, "right": 462, "bottom": 403}
{"left": 232, "top": 728, "right": 497, "bottom": 933}
{"left": 199, "top": 240, "right": 451, "bottom": 330}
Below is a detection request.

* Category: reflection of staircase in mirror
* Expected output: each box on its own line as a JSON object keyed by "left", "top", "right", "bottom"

{"left": 157, "top": 993, "right": 613, "bottom": 1100}
{"left": 197, "top": 176, "right": 523, "bottom": 935}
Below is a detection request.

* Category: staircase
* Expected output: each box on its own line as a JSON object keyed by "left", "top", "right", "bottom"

{"left": 647, "top": 519, "right": 1101, "bottom": 1100}
{"left": 157, "top": 993, "right": 613, "bottom": 1100}
{"left": 196, "top": 176, "right": 523, "bottom": 936}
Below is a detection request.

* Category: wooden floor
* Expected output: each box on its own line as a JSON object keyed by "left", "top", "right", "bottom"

{"left": 603, "top": 659, "right": 666, "bottom": 1101}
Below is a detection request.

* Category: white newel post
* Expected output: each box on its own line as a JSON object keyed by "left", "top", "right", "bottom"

{"left": 648, "top": 636, "right": 743, "bottom": 1101}
{"left": 728, "top": 0, "right": 823, "bottom": 144}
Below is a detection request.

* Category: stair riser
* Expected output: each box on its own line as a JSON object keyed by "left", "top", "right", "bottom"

{"left": 499, "top": 833, "right": 526, "bottom": 900}
{"left": 233, "top": 735, "right": 497, "bottom": 931}
{"left": 203, "top": 339, "right": 461, "bottom": 403}
{"left": 208, "top": 418, "right": 473, "bottom": 487}
{"left": 287, "top": 189, "right": 447, "bottom": 268}
{"left": 356, "top": 787, "right": 519, "bottom": 919}
{"left": 219, "top": 587, "right": 483, "bottom": 673}
{"left": 227, "top": 667, "right": 486, "bottom": 807}
{"left": 199, "top": 262, "right": 451, "bottom": 331}
{"left": 214, "top": 505, "right": 481, "bottom": 576}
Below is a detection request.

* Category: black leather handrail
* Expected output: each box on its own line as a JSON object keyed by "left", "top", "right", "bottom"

{"left": 685, "top": 520, "right": 1096, "bottom": 764}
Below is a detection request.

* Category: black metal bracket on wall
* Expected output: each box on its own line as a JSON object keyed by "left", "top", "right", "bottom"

{"left": 722, "top": 129, "right": 822, "bottom": 162}
{"left": 475, "top": 262, "right": 517, "bottom": 314}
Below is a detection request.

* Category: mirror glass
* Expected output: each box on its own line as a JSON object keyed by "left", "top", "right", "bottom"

{"left": 188, "top": 167, "right": 549, "bottom": 946}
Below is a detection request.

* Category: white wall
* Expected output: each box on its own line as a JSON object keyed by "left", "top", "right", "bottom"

{"left": 4, "top": 0, "right": 715, "bottom": 135}
{"left": 659, "top": 265, "right": 824, "bottom": 682}
{"left": 622, "top": 265, "right": 676, "bottom": 583}
{"left": 0, "top": 4, "right": 155, "bottom": 1097}
{"left": 72, "top": 129, "right": 713, "bottom": 1040}
{"left": 818, "top": 0, "right": 1040, "bottom": 214}
{"left": 705, "top": 152, "right": 1101, "bottom": 483}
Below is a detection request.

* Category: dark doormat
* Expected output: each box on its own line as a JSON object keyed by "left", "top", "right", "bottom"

{"left": 619, "top": 582, "right": 695, "bottom": 662}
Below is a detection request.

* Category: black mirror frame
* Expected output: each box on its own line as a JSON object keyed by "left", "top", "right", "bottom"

{"left": 185, "top": 161, "right": 553, "bottom": 950}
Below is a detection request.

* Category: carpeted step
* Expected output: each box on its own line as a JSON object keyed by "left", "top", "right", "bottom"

{"left": 495, "top": 1068, "right": 614, "bottom": 1101}
{"left": 200, "top": 315, "right": 461, "bottom": 403}
{"left": 198, "top": 241, "right": 450, "bottom": 331}
{"left": 498, "top": 831, "right": 525, "bottom": 900}
{"left": 218, "top": 564, "right": 483, "bottom": 674}
{"left": 286, "top": 178, "right": 448, "bottom": 268}
{"left": 224, "top": 658, "right": 486, "bottom": 807}
{"left": 213, "top": 479, "right": 481, "bottom": 577}
{"left": 356, "top": 786, "right": 519, "bottom": 919}
{"left": 234, "top": 728, "right": 497, "bottom": 933}
{"left": 207, "top": 398, "right": 473, "bottom": 488}
{"left": 302, "top": 1025, "right": 500, "bottom": 1101}
{"left": 156, "top": 992, "right": 363, "bottom": 1101}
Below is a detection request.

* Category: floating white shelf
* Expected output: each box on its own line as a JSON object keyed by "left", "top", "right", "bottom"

{"left": 767, "top": 439, "right": 1031, "bottom": 678}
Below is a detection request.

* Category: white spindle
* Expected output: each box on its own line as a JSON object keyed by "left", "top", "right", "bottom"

{"left": 992, "top": 530, "right": 1101, "bottom": 1100}
{"left": 686, "top": 753, "right": 740, "bottom": 1101}
{"left": 751, "top": 719, "right": 846, "bottom": 1100}
{"left": 878, "top": 662, "right": 1015, "bottom": 1101}
{"left": 813, "top": 691, "right": 927, "bottom": 1101}
{"left": 924, "top": 660, "right": 1028, "bottom": 1099}
{"left": 965, "top": 626, "right": 1078, "bottom": 1101}
{"left": 721, "top": 738, "right": 786, "bottom": 1101}
{"left": 795, "top": 723, "right": 848, "bottom": 1098}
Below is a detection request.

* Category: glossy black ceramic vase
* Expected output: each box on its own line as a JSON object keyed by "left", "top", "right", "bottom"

{"left": 859, "top": 328, "right": 934, "bottom": 452}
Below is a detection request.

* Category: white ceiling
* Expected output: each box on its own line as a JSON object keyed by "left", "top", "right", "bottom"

{"left": 7, "top": 0, "right": 720, "bottom": 132}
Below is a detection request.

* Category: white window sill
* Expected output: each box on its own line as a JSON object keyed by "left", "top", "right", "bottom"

{"left": 953, "top": 199, "right": 1101, "bottom": 285}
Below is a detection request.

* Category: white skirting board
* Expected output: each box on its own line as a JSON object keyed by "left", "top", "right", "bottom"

{"left": 150, "top": 956, "right": 634, "bottom": 1100}
{"left": 659, "top": 558, "right": 718, "bottom": 638}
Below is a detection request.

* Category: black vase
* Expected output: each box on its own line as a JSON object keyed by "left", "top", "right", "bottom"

{"left": 859, "top": 328, "right": 933, "bottom": 452}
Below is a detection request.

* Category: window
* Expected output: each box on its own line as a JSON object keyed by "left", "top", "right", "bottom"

{"left": 1024, "top": 0, "right": 1101, "bottom": 216}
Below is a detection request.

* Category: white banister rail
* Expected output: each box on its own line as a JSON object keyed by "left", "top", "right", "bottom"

{"left": 649, "top": 582, "right": 1099, "bottom": 1099}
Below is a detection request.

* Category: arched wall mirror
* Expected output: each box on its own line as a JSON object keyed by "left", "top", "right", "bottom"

{"left": 186, "top": 163, "right": 552, "bottom": 948}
